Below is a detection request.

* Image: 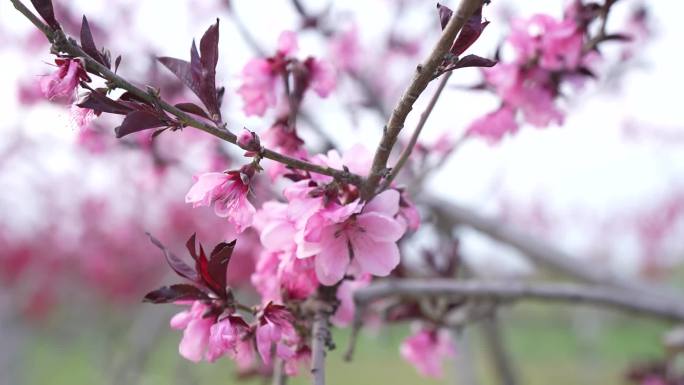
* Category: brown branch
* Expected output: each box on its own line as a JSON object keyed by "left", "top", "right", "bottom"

{"left": 310, "top": 308, "right": 329, "bottom": 385}
{"left": 355, "top": 280, "right": 684, "bottom": 322}
{"left": 361, "top": 0, "right": 483, "bottom": 199}
{"left": 344, "top": 279, "right": 684, "bottom": 360}
{"left": 480, "top": 316, "right": 519, "bottom": 385}
{"left": 380, "top": 71, "right": 452, "bottom": 190}
{"left": 272, "top": 358, "right": 287, "bottom": 385}
{"left": 309, "top": 286, "right": 337, "bottom": 385}
{"left": 425, "top": 195, "right": 680, "bottom": 298}
{"left": 10, "top": 0, "right": 362, "bottom": 185}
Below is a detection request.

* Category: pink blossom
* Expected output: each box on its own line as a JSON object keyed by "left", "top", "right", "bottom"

{"left": 508, "top": 14, "right": 583, "bottom": 70}
{"left": 40, "top": 59, "right": 89, "bottom": 101}
{"left": 400, "top": 328, "right": 456, "bottom": 378}
{"left": 299, "top": 190, "right": 407, "bottom": 285}
{"left": 170, "top": 301, "right": 216, "bottom": 362}
{"left": 251, "top": 249, "right": 317, "bottom": 302}
{"left": 399, "top": 194, "right": 421, "bottom": 232}
{"left": 261, "top": 122, "right": 307, "bottom": 180}
{"left": 256, "top": 303, "right": 299, "bottom": 366}
{"left": 185, "top": 169, "right": 256, "bottom": 233}
{"left": 206, "top": 316, "right": 249, "bottom": 362}
{"left": 237, "top": 58, "right": 279, "bottom": 116}
{"left": 284, "top": 346, "right": 311, "bottom": 376}
{"left": 466, "top": 105, "right": 519, "bottom": 143}
{"left": 331, "top": 275, "right": 371, "bottom": 327}
{"left": 485, "top": 64, "right": 563, "bottom": 128}
{"left": 70, "top": 105, "right": 95, "bottom": 130}
{"left": 237, "top": 128, "right": 261, "bottom": 153}
{"left": 277, "top": 30, "right": 299, "bottom": 56}
{"left": 306, "top": 58, "right": 337, "bottom": 97}
{"left": 330, "top": 25, "right": 361, "bottom": 71}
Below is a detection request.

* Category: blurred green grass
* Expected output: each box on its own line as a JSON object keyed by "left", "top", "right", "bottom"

{"left": 20, "top": 302, "right": 669, "bottom": 385}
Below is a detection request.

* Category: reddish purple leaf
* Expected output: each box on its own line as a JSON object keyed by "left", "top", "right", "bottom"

{"left": 158, "top": 57, "right": 200, "bottom": 96}
{"left": 30, "top": 0, "right": 59, "bottom": 30}
{"left": 114, "top": 55, "right": 122, "bottom": 73}
{"left": 115, "top": 110, "right": 166, "bottom": 138}
{"left": 175, "top": 102, "right": 210, "bottom": 119}
{"left": 198, "top": 20, "right": 220, "bottom": 118}
{"left": 601, "top": 33, "right": 633, "bottom": 42}
{"left": 437, "top": 3, "right": 453, "bottom": 30}
{"left": 148, "top": 233, "right": 199, "bottom": 282}
{"left": 159, "top": 20, "right": 222, "bottom": 121}
{"left": 80, "top": 16, "right": 107, "bottom": 67}
{"left": 451, "top": 54, "right": 497, "bottom": 70}
{"left": 450, "top": 6, "right": 489, "bottom": 56}
{"left": 143, "top": 284, "right": 209, "bottom": 304}
{"left": 226, "top": 315, "right": 249, "bottom": 329}
{"left": 77, "top": 90, "right": 132, "bottom": 115}
{"left": 186, "top": 235, "right": 220, "bottom": 295}
{"left": 207, "top": 240, "right": 235, "bottom": 297}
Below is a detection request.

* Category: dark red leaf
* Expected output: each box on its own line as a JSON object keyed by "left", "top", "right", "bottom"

{"left": 159, "top": 20, "right": 222, "bottom": 121}
{"left": 77, "top": 90, "right": 132, "bottom": 115}
{"left": 197, "top": 19, "right": 221, "bottom": 119}
{"left": 451, "top": 54, "right": 497, "bottom": 70}
{"left": 207, "top": 240, "right": 235, "bottom": 297}
{"left": 226, "top": 315, "right": 249, "bottom": 329}
{"left": 450, "top": 6, "right": 489, "bottom": 57}
{"left": 30, "top": 0, "right": 59, "bottom": 30}
{"left": 575, "top": 66, "right": 597, "bottom": 78}
{"left": 80, "top": 16, "right": 107, "bottom": 67}
{"left": 118, "top": 91, "right": 148, "bottom": 104}
{"left": 143, "top": 284, "right": 209, "bottom": 304}
{"left": 437, "top": 3, "right": 453, "bottom": 30}
{"left": 186, "top": 234, "right": 229, "bottom": 297}
{"left": 158, "top": 57, "right": 200, "bottom": 97}
{"left": 115, "top": 110, "right": 166, "bottom": 138}
{"left": 148, "top": 233, "right": 199, "bottom": 282}
{"left": 185, "top": 233, "right": 200, "bottom": 261}
{"left": 175, "top": 102, "right": 210, "bottom": 119}
{"left": 200, "top": 19, "right": 219, "bottom": 75}
{"left": 601, "top": 33, "right": 632, "bottom": 42}
{"left": 114, "top": 55, "right": 122, "bottom": 73}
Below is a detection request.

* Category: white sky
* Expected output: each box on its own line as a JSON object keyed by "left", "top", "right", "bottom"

{"left": 0, "top": 0, "right": 682, "bottom": 277}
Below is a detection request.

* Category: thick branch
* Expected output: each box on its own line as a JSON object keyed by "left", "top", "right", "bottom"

{"left": 311, "top": 309, "right": 329, "bottom": 385}
{"left": 10, "top": 0, "right": 362, "bottom": 185}
{"left": 480, "top": 316, "right": 519, "bottom": 385}
{"left": 426, "top": 195, "right": 676, "bottom": 297}
{"left": 355, "top": 279, "right": 684, "bottom": 322}
{"left": 361, "top": 0, "right": 483, "bottom": 199}
{"left": 380, "top": 71, "right": 452, "bottom": 190}
{"left": 345, "top": 279, "right": 684, "bottom": 361}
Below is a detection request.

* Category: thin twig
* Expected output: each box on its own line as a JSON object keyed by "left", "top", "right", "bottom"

{"left": 380, "top": 71, "right": 452, "bottom": 190}
{"left": 361, "top": 0, "right": 483, "bottom": 199}
{"left": 10, "top": 0, "right": 362, "bottom": 185}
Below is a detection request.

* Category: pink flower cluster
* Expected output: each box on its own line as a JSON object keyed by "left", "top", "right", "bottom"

{"left": 40, "top": 58, "right": 90, "bottom": 102}
{"left": 170, "top": 300, "right": 308, "bottom": 375}
{"left": 400, "top": 327, "right": 456, "bottom": 378}
{"left": 238, "top": 31, "right": 337, "bottom": 116}
{"left": 185, "top": 165, "right": 257, "bottom": 234}
{"left": 466, "top": 7, "right": 590, "bottom": 143}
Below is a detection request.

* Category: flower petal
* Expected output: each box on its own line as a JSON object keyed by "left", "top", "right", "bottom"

{"left": 314, "top": 233, "right": 349, "bottom": 285}
{"left": 357, "top": 212, "right": 406, "bottom": 242}
{"left": 351, "top": 235, "right": 400, "bottom": 277}
{"left": 363, "top": 189, "right": 400, "bottom": 216}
